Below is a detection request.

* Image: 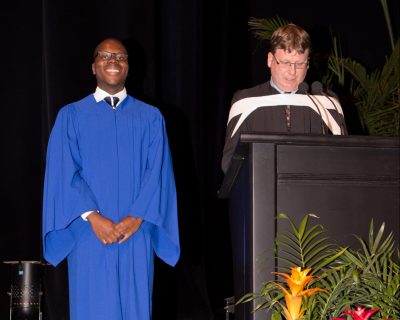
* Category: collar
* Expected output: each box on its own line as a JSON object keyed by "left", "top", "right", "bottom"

{"left": 93, "top": 87, "right": 127, "bottom": 107}
{"left": 270, "top": 79, "right": 297, "bottom": 94}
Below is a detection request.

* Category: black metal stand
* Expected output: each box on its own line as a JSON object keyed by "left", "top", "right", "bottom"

{"left": 224, "top": 296, "right": 235, "bottom": 320}
{"left": 4, "top": 261, "right": 43, "bottom": 320}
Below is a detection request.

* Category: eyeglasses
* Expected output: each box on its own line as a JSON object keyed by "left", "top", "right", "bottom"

{"left": 272, "top": 54, "right": 308, "bottom": 70}
{"left": 95, "top": 51, "right": 129, "bottom": 62}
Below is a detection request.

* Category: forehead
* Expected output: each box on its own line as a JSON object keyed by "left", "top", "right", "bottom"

{"left": 275, "top": 48, "right": 309, "bottom": 59}
{"left": 97, "top": 39, "right": 127, "bottom": 53}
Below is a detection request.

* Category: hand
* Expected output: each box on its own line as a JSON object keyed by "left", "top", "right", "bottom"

{"left": 87, "top": 211, "right": 122, "bottom": 245}
{"left": 115, "top": 216, "right": 143, "bottom": 244}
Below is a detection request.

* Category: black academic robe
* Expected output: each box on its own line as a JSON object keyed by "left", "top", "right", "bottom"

{"left": 221, "top": 81, "right": 346, "bottom": 173}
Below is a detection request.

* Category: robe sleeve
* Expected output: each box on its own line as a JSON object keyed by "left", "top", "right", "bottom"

{"left": 127, "top": 111, "right": 180, "bottom": 267}
{"left": 221, "top": 115, "right": 242, "bottom": 174}
{"left": 221, "top": 90, "right": 245, "bottom": 174}
{"left": 42, "top": 106, "right": 99, "bottom": 266}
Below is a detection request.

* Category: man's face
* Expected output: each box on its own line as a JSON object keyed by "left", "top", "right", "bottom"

{"left": 267, "top": 48, "right": 309, "bottom": 92}
{"left": 92, "top": 39, "right": 129, "bottom": 94}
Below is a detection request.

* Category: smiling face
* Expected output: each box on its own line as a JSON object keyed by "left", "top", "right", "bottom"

{"left": 92, "top": 38, "right": 129, "bottom": 94}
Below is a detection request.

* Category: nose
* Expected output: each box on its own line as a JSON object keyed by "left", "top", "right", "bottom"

{"left": 288, "top": 63, "right": 297, "bottom": 74}
{"left": 107, "top": 54, "right": 118, "bottom": 64}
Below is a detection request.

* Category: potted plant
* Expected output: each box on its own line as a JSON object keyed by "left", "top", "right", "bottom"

{"left": 237, "top": 213, "right": 400, "bottom": 319}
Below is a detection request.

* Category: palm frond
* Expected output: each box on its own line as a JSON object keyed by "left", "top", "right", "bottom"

{"left": 248, "top": 16, "right": 291, "bottom": 41}
{"left": 327, "top": 37, "right": 400, "bottom": 136}
{"left": 275, "top": 213, "right": 340, "bottom": 273}
{"left": 333, "top": 220, "right": 400, "bottom": 319}
{"left": 380, "top": 0, "right": 395, "bottom": 49}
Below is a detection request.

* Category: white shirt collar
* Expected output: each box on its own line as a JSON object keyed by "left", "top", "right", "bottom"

{"left": 93, "top": 87, "right": 127, "bottom": 107}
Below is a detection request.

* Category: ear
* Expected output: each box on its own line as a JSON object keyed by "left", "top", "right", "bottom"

{"left": 92, "top": 63, "right": 96, "bottom": 75}
{"left": 267, "top": 52, "right": 273, "bottom": 68}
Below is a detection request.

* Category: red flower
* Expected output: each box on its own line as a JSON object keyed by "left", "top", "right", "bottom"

{"left": 341, "top": 306, "right": 379, "bottom": 320}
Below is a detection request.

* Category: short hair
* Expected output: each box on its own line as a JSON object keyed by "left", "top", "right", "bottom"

{"left": 270, "top": 24, "right": 312, "bottom": 54}
{"left": 92, "top": 38, "right": 127, "bottom": 59}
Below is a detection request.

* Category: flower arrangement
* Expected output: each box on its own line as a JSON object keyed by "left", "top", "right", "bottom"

{"left": 237, "top": 213, "right": 400, "bottom": 320}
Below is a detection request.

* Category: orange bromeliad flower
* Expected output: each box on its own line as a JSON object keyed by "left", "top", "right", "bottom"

{"left": 273, "top": 267, "right": 324, "bottom": 296}
{"left": 282, "top": 294, "right": 304, "bottom": 320}
{"left": 273, "top": 267, "right": 326, "bottom": 320}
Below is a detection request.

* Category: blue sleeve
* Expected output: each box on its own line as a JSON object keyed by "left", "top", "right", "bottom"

{"left": 127, "top": 112, "right": 180, "bottom": 266}
{"left": 42, "top": 106, "right": 99, "bottom": 266}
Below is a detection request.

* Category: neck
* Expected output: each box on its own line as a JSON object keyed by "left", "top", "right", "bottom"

{"left": 98, "top": 85, "right": 125, "bottom": 95}
{"left": 270, "top": 79, "right": 298, "bottom": 94}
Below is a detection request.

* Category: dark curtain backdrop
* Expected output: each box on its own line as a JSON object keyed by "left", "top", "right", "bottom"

{"left": 0, "top": 0, "right": 398, "bottom": 319}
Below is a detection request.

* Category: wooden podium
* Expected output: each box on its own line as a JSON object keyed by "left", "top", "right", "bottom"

{"left": 219, "top": 134, "right": 400, "bottom": 320}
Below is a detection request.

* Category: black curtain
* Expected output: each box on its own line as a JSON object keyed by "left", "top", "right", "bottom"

{"left": 0, "top": 0, "right": 241, "bottom": 318}
{"left": 1, "top": 0, "right": 398, "bottom": 319}
{"left": 0, "top": 0, "right": 44, "bottom": 317}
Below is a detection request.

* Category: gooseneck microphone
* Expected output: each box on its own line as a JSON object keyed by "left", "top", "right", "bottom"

{"left": 301, "top": 82, "right": 326, "bottom": 134}
{"left": 297, "top": 82, "right": 309, "bottom": 94}
{"left": 311, "top": 81, "right": 347, "bottom": 134}
{"left": 310, "top": 81, "right": 324, "bottom": 95}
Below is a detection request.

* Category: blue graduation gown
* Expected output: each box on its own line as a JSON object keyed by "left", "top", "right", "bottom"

{"left": 42, "top": 94, "right": 180, "bottom": 320}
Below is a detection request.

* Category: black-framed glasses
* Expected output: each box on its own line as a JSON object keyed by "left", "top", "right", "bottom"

{"left": 272, "top": 54, "right": 308, "bottom": 70}
{"left": 95, "top": 51, "right": 129, "bottom": 62}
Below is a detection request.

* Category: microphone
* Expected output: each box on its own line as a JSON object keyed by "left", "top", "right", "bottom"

{"left": 312, "top": 81, "right": 339, "bottom": 100}
{"left": 300, "top": 82, "right": 325, "bottom": 134}
{"left": 311, "top": 81, "right": 347, "bottom": 134}
{"left": 297, "top": 82, "right": 309, "bottom": 94}
{"left": 311, "top": 81, "right": 324, "bottom": 95}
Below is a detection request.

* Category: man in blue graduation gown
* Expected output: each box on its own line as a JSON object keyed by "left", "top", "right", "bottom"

{"left": 42, "top": 38, "right": 180, "bottom": 320}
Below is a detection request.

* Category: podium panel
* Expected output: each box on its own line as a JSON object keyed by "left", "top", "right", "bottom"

{"left": 219, "top": 134, "right": 400, "bottom": 320}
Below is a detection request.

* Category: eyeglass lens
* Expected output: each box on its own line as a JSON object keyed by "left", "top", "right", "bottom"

{"left": 97, "top": 51, "right": 128, "bottom": 61}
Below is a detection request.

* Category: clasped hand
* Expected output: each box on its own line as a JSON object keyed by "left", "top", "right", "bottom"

{"left": 87, "top": 211, "right": 143, "bottom": 245}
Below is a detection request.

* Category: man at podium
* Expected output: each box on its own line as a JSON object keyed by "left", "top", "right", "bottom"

{"left": 221, "top": 24, "right": 347, "bottom": 174}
